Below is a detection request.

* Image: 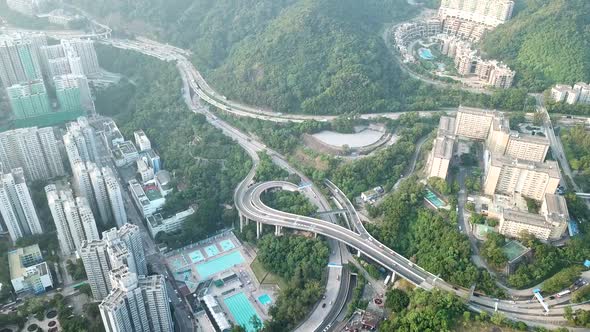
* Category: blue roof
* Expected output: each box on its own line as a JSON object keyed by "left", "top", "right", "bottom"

{"left": 584, "top": 260, "right": 590, "bottom": 268}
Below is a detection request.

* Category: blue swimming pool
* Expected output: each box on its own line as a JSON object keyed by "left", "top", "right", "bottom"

{"left": 196, "top": 251, "right": 245, "bottom": 279}
{"left": 224, "top": 292, "right": 261, "bottom": 332}
{"left": 418, "top": 47, "right": 435, "bottom": 60}
{"left": 219, "top": 239, "right": 236, "bottom": 252}
{"left": 425, "top": 189, "right": 445, "bottom": 208}
{"left": 258, "top": 294, "right": 272, "bottom": 305}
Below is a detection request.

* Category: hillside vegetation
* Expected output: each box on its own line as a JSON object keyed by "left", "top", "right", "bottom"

{"left": 480, "top": 0, "right": 590, "bottom": 90}
{"left": 72, "top": 0, "right": 433, "bottom": 114}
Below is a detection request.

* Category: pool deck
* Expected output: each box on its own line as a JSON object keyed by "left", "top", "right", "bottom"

{"left": 164, "top": 231, "right": 275, "bottom": 327}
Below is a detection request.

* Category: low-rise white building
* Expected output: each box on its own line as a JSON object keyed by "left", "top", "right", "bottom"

{"left": 146, "top": 207, "right": 195, "bottom": 238}
{"left": 128, "top": 179, "right": 165, "bottom": 218}
{"left": 137, "top": 159, "right": 155, "bottom": 182}
{"left": 8, "top": 244, "right": 53, "bottom": 294}
{"left": 113, "top": 141, "right": 139, "bottom": 167}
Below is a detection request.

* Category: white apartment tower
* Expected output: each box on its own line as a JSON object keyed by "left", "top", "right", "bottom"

{"left": 100, "top": 267, "right": 173, "bottom": 332}
{"left": 45, "top": 185, "right": 77, "bottom": 255}
{"left": 104, "top": 167, "right": 127, "bottom": 227}
{"left": 103, "top": 224, "right": 147, "bottom": 276}
{"left": 64, "top": 117, "right": 100, "bottom": 164}
{"left": 72, "top": 161, "right": 97, "bottom": 211}
{"left": 439, "top": 0, "right": 515, "bottom": 27}
{"left": 46, "top": 185, "right": 102, "bottom": 255}
{"left": 0, "top": 168, "right": 42, "bottom": 242}
{"left": 0, "top": 127, "right": 65, "bottom": 181}
{"left": 61, "top": 39, "right": 100, "bottom": 78}
{"left": 80, "top": 240, "right": 113, "bottom": 300}
{"left": 89, "top": 164, "right": 113, "bottom": 225}
{"left": 0, "top": 33, "right": 46, "bottom": 87}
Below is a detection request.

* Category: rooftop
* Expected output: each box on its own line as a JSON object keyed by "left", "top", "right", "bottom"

{"left": 509, "top": 132, "right": 549, "bottom": 145}
{"left": 490, "top": 153, "right": 560, "bottom": 179}
{"left": 544, "top": 193, "right": 569, "bottom": 223}
{"left": 502, "top": 240, "right": 530, "bottom": 263}
{"left": 433, "top": 136, "right": 454, "bottom": 159}
{"left": 8, "top": 244, "right": 44, "bottom": 280}
{"left": 143, "top": 183, "right": 163, "bottom": 201}
{"left": 503, "top": 209, "right": 550, "bottom": 228}
{"left": 438, "top": 116, "right": 456, "bottom": 137}
{"left": 458, "top": 106, "right": 498, "bottom": 118}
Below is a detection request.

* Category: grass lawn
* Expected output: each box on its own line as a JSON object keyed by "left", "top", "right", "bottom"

{"left": 250, "top": 258, "right": 288, "bottom": 289}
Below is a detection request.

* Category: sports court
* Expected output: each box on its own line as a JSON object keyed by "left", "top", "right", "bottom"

{"left": 189, "top": 250, "right": 205, "bottom": 263}
{"left": 205, "top": 244, "right": 220, "bottom": 257}
{"left": 220, "top": 239, "right": 236, "bottom": 252}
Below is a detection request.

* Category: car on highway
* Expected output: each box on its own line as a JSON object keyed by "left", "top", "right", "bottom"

{"left": 322, "top": 303, "right": 326, "bottom": 308}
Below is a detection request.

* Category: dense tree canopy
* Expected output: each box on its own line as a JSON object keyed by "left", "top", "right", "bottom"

{"left": 481, "top": 0, "right": 590, "bottom": 90}
{"left": 256, "top": 235, "right": 329, "bottom": 331}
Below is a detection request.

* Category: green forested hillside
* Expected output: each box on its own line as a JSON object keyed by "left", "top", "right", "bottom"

{"left": 72, "top": 0, "right": 425, "bottom": 114}
{"left": 480, "top": 0, "right": 590, "bottom": 90}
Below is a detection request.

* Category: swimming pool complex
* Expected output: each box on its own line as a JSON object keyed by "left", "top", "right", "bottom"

{"left": 205, "top": 245, "right": 220, "bottom": 257}
{"left": 196, "top": 251, "right": 245, "bottom": 279}
{"left": 425, "top": 189, "right": 445, "bottom": 208}
{"left": 220, "top": 239, "right": 236, "bottom": 251}
{"left": 189, "top": 250, "right": 205, "bottom": 263}
{"left": 224, "top": 292, "right": 261, "bottom": 332}
{"left": 418, "top": 47, "right": 435, "bottom": 60}
{"left": 258, "top": 294, "right": 272, "bottom": 305}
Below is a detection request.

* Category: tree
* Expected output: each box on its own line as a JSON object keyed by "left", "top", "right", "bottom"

{"left": 541, "top": 266, "right": 583, "bottom": 294}
{"left": 533, "top": 112, "right": 545, "bottom": 126}
{"left": 385, "top": 288, "right": 409, "bottom": 313}
{"left": 249, "top": 315, "right": 262, "bottom": 332}
{"left": 480, "top": 232, "right": 508, "bottom": 269}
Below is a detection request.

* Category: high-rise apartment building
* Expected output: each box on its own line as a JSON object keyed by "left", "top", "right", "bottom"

{"left": 0, "top": 168, "right": 42, "bottom": 242}
{"left": 115, "top": 224, "right": 147, "bottom": 276}
{"left": 483, "top": 153, "right": 560, "bottom": 201}
{"left": 80, "top": 240, "right": 113, "bottom": 300}
{"left": 439, "top": 0, "right": 515, "bottom": 27}
{"left": 499, "top": 193, "right": 569, "bottom": 241}
{"left": 89, "top": 164, "right": 112, "bottom": 225}
{"left": 72, "top": 161, "right": 99, "bottom": 216}
{"left": 100, "top": 267, "right": 173, "bottom": 332}
{"left": 54, "top": 74, "right": 93, "bottom": 113}
{"left": 6, "top": 81, "right": 52, "bottom": 119}
{"left": 454, "top": 107, "right": 496, "bottom": 140}
{"left": 81, "top": 225, "right": 148, "bottom": 301}
{"left": 45, "top": 184, "right": 77, "bottom": 255}
{"left": 104, "top": 167, "right": 127, "bottom": 227}
{"left": 64, "top": 117, "right": 100, "bottom": 165}
{"left": 0, "top": 33, "right": 46, "bottom": 87}
{"left": 46, "top": 183, "right": 100, "bottom": 254}
{"left": 61, "top": 39, "right": 100, "bottom": 78}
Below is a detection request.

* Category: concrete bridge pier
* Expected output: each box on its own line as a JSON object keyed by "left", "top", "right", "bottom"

{"left": 239, "top": 213, "right": 249, "bottom": 232}
{"left": 275, "top": 225, "right": 283, "bottom": 236}
{"left": 256, "top": 221, "right": 263, "bottom": 239}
